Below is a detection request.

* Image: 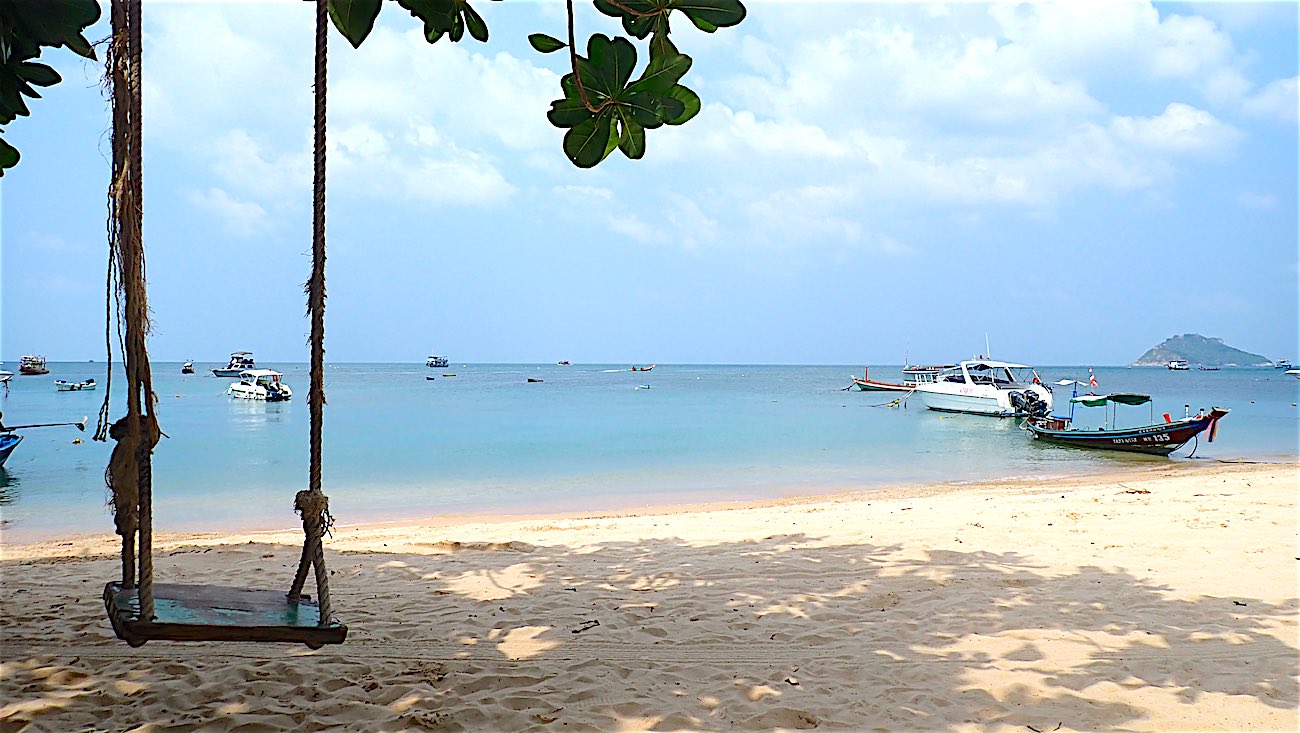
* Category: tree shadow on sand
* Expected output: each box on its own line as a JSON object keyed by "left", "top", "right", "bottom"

{"left": 2, "top": 533, "right": 1297, "bottom": 731}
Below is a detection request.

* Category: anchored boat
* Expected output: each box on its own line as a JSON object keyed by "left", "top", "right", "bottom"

{"left": 850, "top": 366, "right": 913, "bottom": 392}
{"left": 1025, "top": 393, "right": 1228, "bottom": 455}
{"left": 426, "top": 355, "right": 450, "bottom": 368}
{"left": 228, "top": 370, "right": 293, "bottom": 401}
{"left": 911, "top": 360, "right": 1053, "bottom": 417}
{"left": 213, "top": 352, "right": 255, "bottom": 377}
{"left": 55, "top": 378, "right": 97, "bottom": 392}
{"left": 0, "top": 433, "right": 21, "bottom": 468}
{"left": 19, "top": 355, "right": 49, "bottom": 375}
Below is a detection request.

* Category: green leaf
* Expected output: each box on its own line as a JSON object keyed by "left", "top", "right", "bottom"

{"left": 563, "top": 109, "right": 616, "bottom": 168}
{"left": 0, "top": 136, "right": 19, "bottom": 175}
{"left": 547, "top": 97, "right": 594, "bottom": 128}
{"left": 617, "top": 114, "right": 646, "bottom": 160}
{"left": 628, "top": 51, "right": 691, "bottom": 95}
{"left": 586, "top": 35, "right": 637, "bottom": 98}
{"left": 669, "top": 0, "right": 746, "bottom": 30}
{"left": 7, "top": 0, "right": 101, "bottom": 60}
{"left": 449, "top": 13, "right": 465, "bottom": 42}
{"left": 463, "top": 4, "right": 489, "bottom": 42}
{"left": 528, "top": 33, "right": 567, "bottom": 54}
{"left": 664, "top": 84, "right": 701, "bottom": 125}
{"left": 425, "top": 24, "right": 446, "bottom": 44}
{"left": 328, "top": 0, "right": 382, "bottom": 48}
{"left": 623, "top": 92, "right": 665, "bottom": 128}
{"left": 16, "top": 63, "right": 61, "bottom": 87}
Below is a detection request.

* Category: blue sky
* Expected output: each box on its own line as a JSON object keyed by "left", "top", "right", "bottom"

{"left": 2, "top": 0, "right": 1297, "bottom": 365}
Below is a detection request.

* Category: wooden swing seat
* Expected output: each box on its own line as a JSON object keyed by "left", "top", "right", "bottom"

{"left": 104, "top": 582, "right": 347, "bottom": 648}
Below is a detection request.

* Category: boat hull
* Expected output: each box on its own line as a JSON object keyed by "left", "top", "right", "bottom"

{"left": 1026, "top": 409, "right": 1228, "bottom": 455}
{"left": 55, "top": 381, "right": 96, "bottom": 391}
{"left": 212, "top": 368, "right": 245, "bottom": 377}
{"left": 0, "top": 434, "right": 21, "bottom": 468}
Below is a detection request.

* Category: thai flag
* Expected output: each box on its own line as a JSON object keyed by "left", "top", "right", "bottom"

{"left": 1089, "top": 368, "right": 1098, "bottom": 388}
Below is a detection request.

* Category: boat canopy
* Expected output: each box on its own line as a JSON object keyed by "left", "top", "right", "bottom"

{"left": 1071, "top": 392, "right": 1151, "bottom": 407}
{"left": 239, "top": 369, "right": 282, "bottom": 378}
{"left": 958, "top": 359, "right": 1030, "bottom": 369}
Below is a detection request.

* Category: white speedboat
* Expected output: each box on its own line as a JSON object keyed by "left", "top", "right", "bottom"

{"left": 213, "top": 351, "right": 255, "bottom": 377}
{"left": 426, "top": 355, "right": 449, "bottom": 368}
{"left": 912, "top": 360, "right": 1053, "bottom": 417}
{"left": 182, "top": 360, "right": 195, "bottom": 374}
{"left": 55, "top": 378, "right": 97, "bottom": 392}
{"left": 227, "top": 370, "right": 292, "bottom": 401}
{"left": 0, "top": 370, "right": 12, "bottom": 384}
{"left": 1167, "top": 360, "right": 1190, "bottom": 371}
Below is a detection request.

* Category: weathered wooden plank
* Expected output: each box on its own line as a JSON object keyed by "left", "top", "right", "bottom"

{"left": 104, "top": 582, "right": 347, "bottom": 648}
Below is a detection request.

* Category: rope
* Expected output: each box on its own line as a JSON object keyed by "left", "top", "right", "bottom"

{"left": 288, "top": 0, "right": 334, "bottom": 626}
{"left": 101, "top": 0, "right": 159, "bottom": 617}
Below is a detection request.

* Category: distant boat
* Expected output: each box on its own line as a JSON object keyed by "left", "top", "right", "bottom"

{"left": 630, "top": 364, "right": 656, "bottom": 372}
{"left": 1167, "top": 360, "right": 1190, "bottom": 371}
{"left": 637, "top": 384, "right": 651, "bottom": 389}
{"left": 528, "top": 378, "right": 543, "bottom": 383}
{"left": 911, "top": 360, "right": 1052, "bottom": 417}
{"left": 227, "top": 370, "right": 292, "bottom": 401}
{"left": 19, "top": 355, "right": 48, "bottom": 375}
{"left": 426, "top": 355, "right": 449, "bottom": 368}
{"left": 1026, "top": 394, "right": 1228, "bottom": 455}
{"left": 55, "top": 378, "right": 96, "bottom": 392}
{"left": 1285, "top": 369, "right": 1300, "bottom": 379}
{"left": 0, "top": 433, "right": 21, "bottom": 468}
{"left": 213, "top": 352, "right": 255, "bottom": 377}
{"left": 0, "top": 371, "right": 12, "bottom": 384}
{"left": 850, "top": 367, "right": 913, "bottom": 392}
{"left": 181, "top": 360, "right": 195, "bottom": 374}
{"left": 425, "top": 376, "right": 436, "bottom": 381}
{"left": 1197, "top": 365, "right": 1219, "bottom": 371}
{"left": 1274, "top": 360, "right": 1292, "bottom": 369}
{"left": 557, "top": 360, "right": 571, "bottom": 366}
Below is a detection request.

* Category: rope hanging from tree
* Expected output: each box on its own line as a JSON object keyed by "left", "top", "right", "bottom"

{"left": 286, "top": 0, "right": 334, "bottom": 622}
{"left": 98, "top": 0, "right": 159, "bottom": 619}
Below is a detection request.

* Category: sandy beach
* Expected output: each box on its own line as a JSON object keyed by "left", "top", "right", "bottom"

{"left": 2, "top": 461, "right": 1296, "bottom": 731}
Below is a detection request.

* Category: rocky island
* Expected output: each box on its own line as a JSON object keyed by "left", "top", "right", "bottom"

{"left": 1134, "top": 333, "right": 1272, "bottom": 367}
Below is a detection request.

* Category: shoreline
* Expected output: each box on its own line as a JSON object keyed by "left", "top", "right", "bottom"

{"left": 4, "top": 458, "right": 1291, "bottom": 558}
{"left": 2, "top": 460, "right": 1296, "bottom": 731}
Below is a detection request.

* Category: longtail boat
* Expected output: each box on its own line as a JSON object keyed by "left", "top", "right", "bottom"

{"left": 850, "top": 367, "right": 913, "bottom": 392}
{"left": 1024, "top": 392, "right": 1228, "bottom": 455}
{"left": 0, "top": 433, "right": 21, "bottom": 468}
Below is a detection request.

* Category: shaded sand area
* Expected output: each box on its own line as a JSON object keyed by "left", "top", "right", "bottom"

{"left": 2, "top": 462, "right": 1297, "bottom": 731}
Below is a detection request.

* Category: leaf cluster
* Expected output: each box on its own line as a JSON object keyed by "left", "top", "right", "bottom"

{"left": 328, "top": 0, "right": 745, "bottom": 168}
{"left": 0, "top": 0, "right": 100, "bottom": 176}
{"left": 530, "top": 0, "right": 745, "bottom": 167}
{"left": 328, "top": 0, "right": 496, "bottom": 49}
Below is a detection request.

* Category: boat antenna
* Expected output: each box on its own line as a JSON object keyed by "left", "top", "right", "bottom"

{"left": 984, "top": 333, "right": 991, "bottom": 360}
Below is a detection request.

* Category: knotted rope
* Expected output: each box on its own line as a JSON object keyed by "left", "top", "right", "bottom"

{"left": 98, "top": 0, "right": 159, "bottom": 620}
{"left": 287, "top": 0, "right": 335, "bottom": 626}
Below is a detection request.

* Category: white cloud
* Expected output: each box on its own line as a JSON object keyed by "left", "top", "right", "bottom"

{"left": 1109, "top": 103, "right": 1240, "bottom": 156}
{"left": 188, "top": 187, "right": 269, "bottom": 237}
{"left": 1242, "top": 76, "right": 1299, "bottom": 122}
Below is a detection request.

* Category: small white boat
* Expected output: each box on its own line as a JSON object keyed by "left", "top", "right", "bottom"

{"left": 1167, "top": 360, "right": 1190, "bottom": 371}
{"left": 912, "top": 360, "right": 1053, "bottom": 417}
{"left": 55, "top": 378, "right": 97, "bottom": 392}
{"left": 426, "top": 355, "right": 449, "bottom": 368}
{"left": 1285, "top": 369, "right": 1300, "bottom": 379}
{"left": 182, "top": 360, "right": 195, "bottom": 374}
{"left": 213, "top": 352, "right": 255, "bottom": 377}
{"left": 227, "top": 370, "right": 292, "bottom": 401}
{"left": 0, "top": 370, "right": 12, "bottom": 384}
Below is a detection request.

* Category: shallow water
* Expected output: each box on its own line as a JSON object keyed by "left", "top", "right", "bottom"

{"left": 1, "top": 362, "right": 1295, "bottom": 541}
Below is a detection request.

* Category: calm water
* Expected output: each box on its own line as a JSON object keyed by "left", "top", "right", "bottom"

{"left": 1, "top": 362, "right": 1296, "bottom": 541}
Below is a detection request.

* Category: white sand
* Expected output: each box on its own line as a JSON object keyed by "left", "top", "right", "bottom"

{"left": 2, "top": 461, "right": 1297, "bottom": 731}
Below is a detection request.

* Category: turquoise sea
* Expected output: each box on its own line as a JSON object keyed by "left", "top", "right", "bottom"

{"left": 1, "top": 362, "right": 1296, "bottom": 542}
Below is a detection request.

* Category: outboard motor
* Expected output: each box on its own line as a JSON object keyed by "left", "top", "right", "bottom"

{"left": 1008, "top": 391, "right": 1028, "bottom": 414}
